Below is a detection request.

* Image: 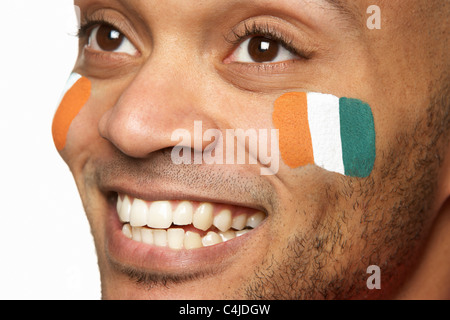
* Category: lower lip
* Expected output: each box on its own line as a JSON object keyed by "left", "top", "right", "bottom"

{"left": 105, "top": 202, "right": 259, "bottom": 275}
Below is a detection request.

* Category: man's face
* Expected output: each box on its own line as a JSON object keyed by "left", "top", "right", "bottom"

{"left": 57, "top": 0, "right": 449, "bottom": 299}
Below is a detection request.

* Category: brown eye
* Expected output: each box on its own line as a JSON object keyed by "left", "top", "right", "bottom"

{"left": 228, "top": 35, "right": 297, "bottom": 64}
{"left": 247, "top": 37, "right": 279, "bottom": 63}
{"left": 87, "top": 24, "right": 138, "bottom": 55}
{"left": 94, "top": 25, "right": 125, "bottom": 51}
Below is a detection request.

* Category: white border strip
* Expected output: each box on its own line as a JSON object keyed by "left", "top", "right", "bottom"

{"left": 307, "top": 92, "right": 345, "bottom": 175}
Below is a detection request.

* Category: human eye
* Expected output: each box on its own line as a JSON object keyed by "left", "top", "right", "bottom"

{"left": 225, "top": 22, "right": 309, "bottom": 65}
{"left": 229, "top": 36, "right": 298, "bottom": 64}
{"left": 78, "top": 20, "right": 138, "bottom": 56}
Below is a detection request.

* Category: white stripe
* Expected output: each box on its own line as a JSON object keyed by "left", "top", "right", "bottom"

{"left": 307, "top": 92, "right": 345, "bottom": 175}
{"left": 55, "top": 72, "right": 82, "bottom": 109}
{"left": 63, "top": 73, "right": 82, "bottom": 95}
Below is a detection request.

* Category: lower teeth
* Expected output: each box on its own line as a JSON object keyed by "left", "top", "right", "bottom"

{"left": 122, "top": 224, "right": 251, "bottom": 250}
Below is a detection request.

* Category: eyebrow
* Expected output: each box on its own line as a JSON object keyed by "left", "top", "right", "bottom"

{"left": 320, "top": 0, "right": 361, "bottom": 27}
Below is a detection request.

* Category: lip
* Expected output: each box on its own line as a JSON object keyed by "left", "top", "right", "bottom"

{"left": 96, "top": 156, "right": 275, "bottom": 280}
{"left": 104, "top": 192, "right": 268, "bottom": 277}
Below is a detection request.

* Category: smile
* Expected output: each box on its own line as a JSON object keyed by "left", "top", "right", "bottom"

{"left": 117, "top": 195, "right": 267, "bottom": 250}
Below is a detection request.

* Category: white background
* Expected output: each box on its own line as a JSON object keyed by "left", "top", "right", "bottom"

{"left": 0, "top": 0, "right": 100, "bottom": 299}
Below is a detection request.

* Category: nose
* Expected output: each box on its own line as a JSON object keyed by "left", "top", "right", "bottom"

{"left": 98, "top": 62, "right": 216, "bottom": 159}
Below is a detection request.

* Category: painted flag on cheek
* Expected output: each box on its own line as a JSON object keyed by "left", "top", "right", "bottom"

{"left": 52, "top": 73, "right": 91, "bottom": 151}
{"left": 273, "top": 92, "right": 376, "bottom": 178}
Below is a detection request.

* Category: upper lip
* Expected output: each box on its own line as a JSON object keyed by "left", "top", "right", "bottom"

{"left": 95, "top": 152, "right": 275, "bottom": 214}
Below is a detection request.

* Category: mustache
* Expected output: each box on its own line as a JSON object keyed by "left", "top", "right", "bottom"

{"left": 94, "top": 148, "right": 278, "bottom": 212}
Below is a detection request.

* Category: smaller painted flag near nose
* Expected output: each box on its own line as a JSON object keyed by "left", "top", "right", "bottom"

{"left": 273, "top": 92, "right": 376, "bottom": 178}
{"left": 52, "top": 72, "right": 91, "bottom": 151}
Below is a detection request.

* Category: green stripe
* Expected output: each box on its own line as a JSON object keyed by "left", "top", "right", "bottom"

{"left": 339, "top": 98, "right": 376, "bottom": 178}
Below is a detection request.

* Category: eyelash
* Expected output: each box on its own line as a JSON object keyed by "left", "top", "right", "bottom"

{"left": 228, "top": 22, "right": 312, "bottom": 60}
{"left": 77, "top": 18, "right": 121, "bottom": 40}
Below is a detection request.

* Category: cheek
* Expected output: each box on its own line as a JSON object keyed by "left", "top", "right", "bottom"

{"left": 52, "top": 73, "right": 91, "bottom": 151}
{"left": 273, "top": 92, "right": 376, "bottom": 178}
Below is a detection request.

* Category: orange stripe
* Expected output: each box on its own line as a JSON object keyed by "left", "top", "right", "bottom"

{"left": 273, "top": 92, "right": 314, "bottom": 168}
{"left": 52, "top": 76, "right": 91, "bottom": 151}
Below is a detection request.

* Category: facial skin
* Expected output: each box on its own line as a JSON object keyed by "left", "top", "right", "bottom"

{"left": 58, "top": 0, "right": 450, "bottom": 299}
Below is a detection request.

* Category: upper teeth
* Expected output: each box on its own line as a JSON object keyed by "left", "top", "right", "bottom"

{"left": 117, "top": 195, "right": 266, "bottom": 250}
